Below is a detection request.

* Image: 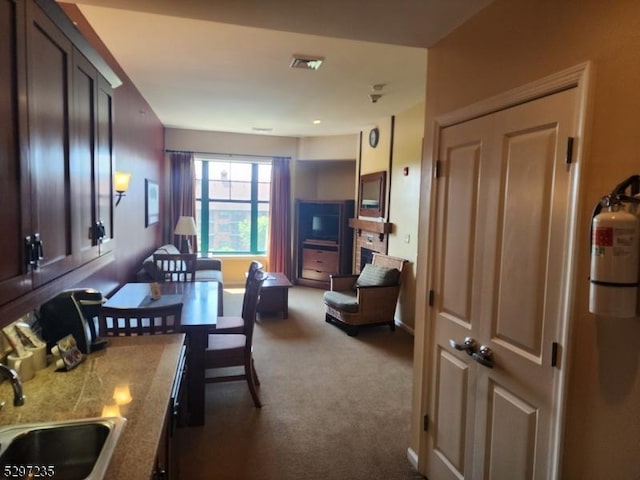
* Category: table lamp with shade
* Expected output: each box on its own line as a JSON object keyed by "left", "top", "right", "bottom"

{"left": 174, "top": 216, "right": 198, "bottom": 253}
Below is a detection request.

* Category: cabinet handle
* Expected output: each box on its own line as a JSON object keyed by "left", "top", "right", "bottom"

{"left": 24, "top": 236, "right": 34, "bottom": 270}
{"left": 24, "top": 234, "right": 44, "bottom": 270}
{"left": 33, "top": 233, "right": 44, "bottom": 268}
{"left": 93, "top": 221, "right": 106, "bottom": 243}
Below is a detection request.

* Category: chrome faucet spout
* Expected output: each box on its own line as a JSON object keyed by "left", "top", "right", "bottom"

{"left": 0, "top": 363, "right": 25, "bottom": 406}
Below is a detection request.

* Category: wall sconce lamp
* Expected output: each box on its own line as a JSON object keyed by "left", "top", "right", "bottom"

{"left": 113, "top": 171, "right": 131, "bottom": 207}
{"left": 174, "top": 215, "right": 198, "bottom": 253}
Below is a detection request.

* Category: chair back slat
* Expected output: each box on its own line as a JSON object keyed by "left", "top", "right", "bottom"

{"left": 153, "top": 253, "right": 197, "bottom": 282}
{"left": 99, "top": 303, "right": 184, "bottom": 337}
{"left": 241, "top": 261, "right": 263, "bottom": 317}
{"left": 371, "top": 253, "right": 408, "bottom": 273}
{"left": 242, "top": 269, "right": 266, "bottom": 340}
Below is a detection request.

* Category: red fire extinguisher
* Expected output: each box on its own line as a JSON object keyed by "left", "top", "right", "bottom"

{"left": 589, "top": 175, "right": 640, "bottom": 317}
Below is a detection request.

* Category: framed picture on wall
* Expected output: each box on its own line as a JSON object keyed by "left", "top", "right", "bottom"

{"left": 145, "top": 179, "right": 159, "bottom": 227}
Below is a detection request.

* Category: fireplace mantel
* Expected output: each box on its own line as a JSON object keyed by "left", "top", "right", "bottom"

{"left": 348, "top": 218, "right": 392, "bottom": 239}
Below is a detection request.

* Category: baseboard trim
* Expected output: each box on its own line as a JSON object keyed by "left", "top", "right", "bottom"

{"left": 407, "top": 447, "right": 419, "bottom": 470}
{"left": 396, "top": 319, "right": 415, "bottom": 336}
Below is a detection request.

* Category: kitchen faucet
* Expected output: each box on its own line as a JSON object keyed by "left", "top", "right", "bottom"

{"left": 0, "top": 364, "right": 25, "bottom": 406}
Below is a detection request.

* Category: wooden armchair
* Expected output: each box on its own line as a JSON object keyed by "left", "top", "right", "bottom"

{"left": 323, "top": 253, "right": 408, "bottom": 336}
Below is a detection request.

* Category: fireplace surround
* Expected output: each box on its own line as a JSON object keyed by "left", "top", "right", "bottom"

{"left": 348, "top": 218, "right": 393, "bottom": 273}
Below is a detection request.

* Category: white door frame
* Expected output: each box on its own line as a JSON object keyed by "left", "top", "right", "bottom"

{"left": 415, "top": 62, "right": 592, "bottom": 478}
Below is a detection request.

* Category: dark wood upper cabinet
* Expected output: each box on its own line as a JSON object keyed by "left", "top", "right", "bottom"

{"left": 71, "top": 49, "right": 115, "bottom": 262}
{"left": 71, "top": 50, "right": 99, "bottom": 265}
{"left": 28, "top": 1, "right": 76, "bottom": 287}
{"left": 0, "top": 0, "right": 119, "bottom": 308}
{"left": 0, "top": 0, "right": 32, "bottom": 305}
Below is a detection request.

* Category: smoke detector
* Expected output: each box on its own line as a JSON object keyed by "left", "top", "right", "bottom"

{"left": 369, "top": 83, "right": 385, "bottom": 103}
{"left": 290, "top": 55, "right": 324, "bottom": 70}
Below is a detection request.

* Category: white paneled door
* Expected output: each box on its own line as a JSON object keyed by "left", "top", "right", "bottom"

{"left": 426, "top": 88, "right": 578, "bottom": 480}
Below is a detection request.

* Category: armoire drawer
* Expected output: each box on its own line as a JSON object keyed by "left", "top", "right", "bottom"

{"left": 302, "top": 248, "right": 339, "bottom": 273}
{"left": 301, "top": 268, "right": 332, "bottom": 282}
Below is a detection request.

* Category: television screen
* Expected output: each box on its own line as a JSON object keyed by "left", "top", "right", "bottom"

{"left": 310, "top": 214, "right": 339, "bottom": 241}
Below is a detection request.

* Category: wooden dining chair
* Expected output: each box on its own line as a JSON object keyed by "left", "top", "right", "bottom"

{"left": 99, "top": 303, "right": 184, "bottom": 337}
{"left": 153, "top": 253, "right": 197, "bottom": 282}
{"left": 204, "top": 268, "right": 266, "bottom": 407}
{"left": 213, "top": 260, "right": 263, "bottom": 335}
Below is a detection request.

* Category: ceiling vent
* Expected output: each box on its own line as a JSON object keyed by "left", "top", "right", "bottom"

{"left": 290, "top": 55, "right": 324, "bottom": 71}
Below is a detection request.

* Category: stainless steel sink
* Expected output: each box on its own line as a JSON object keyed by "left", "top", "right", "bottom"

{"left": 0, "top": 417, "right": 126, "bottom": 480}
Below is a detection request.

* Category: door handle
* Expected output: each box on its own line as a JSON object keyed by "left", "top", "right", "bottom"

{"left": 472, "top": 345, "right": 494, "bottom": 368}
{"left": 449, "top": 337, "right": 477, "bottom": 355}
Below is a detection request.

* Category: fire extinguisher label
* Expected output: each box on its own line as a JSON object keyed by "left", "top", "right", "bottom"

{"left": 592, "top": 226, "right": 637, "bottom": 257}
{"left": 593, "top": 227, "right": 613, "bottom": 248}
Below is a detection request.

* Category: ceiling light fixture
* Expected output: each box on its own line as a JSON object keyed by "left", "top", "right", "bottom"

{"left": 290, "top": 55, "right": 324, "bottom": 71}
{"left": 313, "top": 119, "right": 322, "bottom": 124}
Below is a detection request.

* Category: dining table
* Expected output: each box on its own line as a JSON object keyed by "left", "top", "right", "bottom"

{"left": 103, "top": 281, "right": 219, "bottom": 426}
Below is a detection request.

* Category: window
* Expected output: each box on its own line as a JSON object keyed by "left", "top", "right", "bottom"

{"left": 195, "top": 157, "right": 271, "bottom": 254}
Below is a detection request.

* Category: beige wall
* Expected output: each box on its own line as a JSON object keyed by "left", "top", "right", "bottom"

{"left": 358, "top": 105, "right": 424, "bottom": 331}
{"left": 361, "top": 117, "right": 393, "bottom": 176}
{"left": 165, "top": 128, "right": 298, "bottom": 158}
{"left": 388, "top": 103, "right": 424, "bottom": 331}
{"left": 297, "top": 134, "right": 358, "bottom": 161}
{"left": 220, "top": 256, "right": 269, "bottom": 286}
{"left": 412, "top": 1, "right": 640, "bottom": 478}
{"left": 296, "top": 160, "right": 356, "bottom": 201}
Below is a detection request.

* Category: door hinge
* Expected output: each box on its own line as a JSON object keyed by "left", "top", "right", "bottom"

{"left": 435, "top": 160, "right": 442, "bottom": 178}
{"left": 566, "top": 137, "right": 574, "bottom": 165}
{"left": 551, "top": 342, "right": 559, "bottom": 367}
{"left": 428, "top": 290, "right": 435, "bottom": 307}
{"left": 423, "top": 414, "right": 429, "bottom": 431}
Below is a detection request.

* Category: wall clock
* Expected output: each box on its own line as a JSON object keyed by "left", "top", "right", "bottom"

{"left": 369, "top": 127, "right": 379, "bottom": 148}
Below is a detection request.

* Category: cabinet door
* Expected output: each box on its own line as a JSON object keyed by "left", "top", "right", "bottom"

{"left": 27, "top": 0, "right": 78, "bottom": 287}
{"left": 71, "top": 50, "right": 99, "bottom": 264}
{"left": 96, "top": 75, "right": 115, "bottom": 255}
{"left": 70, "top": 50, "right": 114, "bottom": 261}
{"left": 0, "top": 0, "right": 32, "bottom": 306}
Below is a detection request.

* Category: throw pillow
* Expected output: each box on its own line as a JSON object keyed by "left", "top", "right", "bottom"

{"left": 355, "top": 264, "right": 400, "bottom": 287}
